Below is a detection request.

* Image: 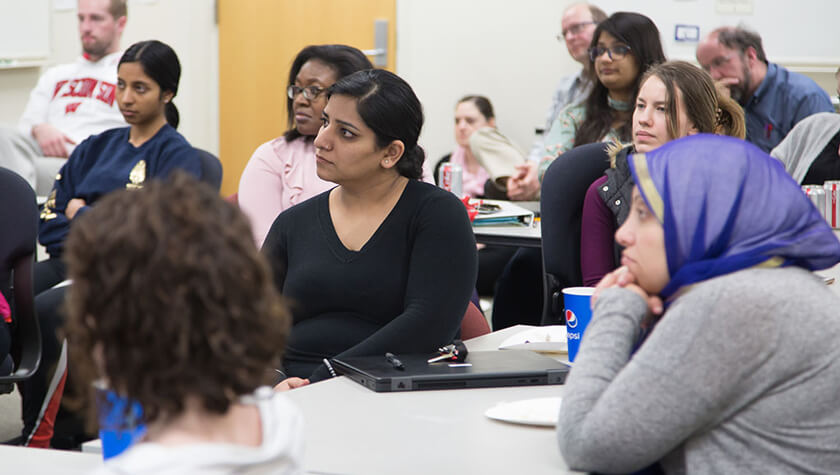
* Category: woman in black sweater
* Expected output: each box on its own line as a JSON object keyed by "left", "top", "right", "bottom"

{"left": 263, "top": 70, "right": 478, "bottom": 382}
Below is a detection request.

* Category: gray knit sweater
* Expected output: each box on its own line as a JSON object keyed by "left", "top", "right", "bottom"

{"left": 557, "top": 267, "right": 840, "bottom": 474}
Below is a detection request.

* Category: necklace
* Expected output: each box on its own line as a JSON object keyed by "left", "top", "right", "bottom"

{"left": 607, "top": 95, "right": 632, "bottom": 112}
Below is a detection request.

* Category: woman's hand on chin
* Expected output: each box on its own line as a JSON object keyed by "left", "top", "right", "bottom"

{"left": 593, "top": 266, "right": 663, "bottom": 316}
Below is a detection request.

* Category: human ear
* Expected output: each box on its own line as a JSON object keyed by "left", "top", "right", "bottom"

{"left": 686, "top": 122, "right": 699, "bottom": 136}
{"left": 381, "top": 140, "right": 405, "bottom": 169}
{"left": 161, "top": 90, "right": 174, "bottom": 104}
{"left": 744, "top": 46, "right": 759, "bottom": 65}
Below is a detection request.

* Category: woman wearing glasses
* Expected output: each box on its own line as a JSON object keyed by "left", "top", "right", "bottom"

{"left": 491, "top": 12, "right": 666, "bottom": 330}
{"left": 507, "top": 12, "right": 665, "bottom": 200}
{"left": 238, "top": 45, "right": 372, "bottom": 246}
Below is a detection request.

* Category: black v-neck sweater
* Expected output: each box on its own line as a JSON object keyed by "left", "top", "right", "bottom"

{"left": 263, "top": 180, "right": 478, "bottom": 381}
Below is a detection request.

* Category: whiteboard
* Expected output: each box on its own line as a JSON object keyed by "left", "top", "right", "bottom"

{"left": 0, "top": 0, "right": 50, "bottom": 60}
{"left": 596, "top": 0, "right": 840, "bottom": 65}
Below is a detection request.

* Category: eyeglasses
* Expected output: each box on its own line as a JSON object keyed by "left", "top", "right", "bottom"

{"left": 287, "top": 85, "right": 326, "bottom": 101}
{"left": 589, "top": 44, "right": 632, "bottom": 62}
{"left": 556, "top": 21, "right": 596, "bottom": 41}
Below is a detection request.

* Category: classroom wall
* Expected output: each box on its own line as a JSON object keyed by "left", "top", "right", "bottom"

{"left": 0, "top": 0, "right": 219, "bottom": 156}
{"left": 399, "top": 0, "right": 840, "bottom": 167}
{"left": 2, "top": 0, "right": 838, "bottom": 181}
{"left": 396, "top": 0, "right": 576, "bottom": 168}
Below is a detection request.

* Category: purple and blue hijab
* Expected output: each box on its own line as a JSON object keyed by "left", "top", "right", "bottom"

{"left": 628, "top": 134, "right": 840, "bottom": 301}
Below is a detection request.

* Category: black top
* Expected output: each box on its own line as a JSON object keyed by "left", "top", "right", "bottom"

{"left": 263, "top": 180, "right": 478, "bottom": 381}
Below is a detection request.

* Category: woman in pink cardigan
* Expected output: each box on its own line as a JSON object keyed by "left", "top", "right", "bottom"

{"left": 238, "top": 45, "right": 372, "bottom": 246}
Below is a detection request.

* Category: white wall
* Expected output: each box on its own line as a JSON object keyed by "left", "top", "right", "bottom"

{"left": 396, "top": 0, "right": 840, "bottom": 166}
{"left": 397, "top": 0, "right": 579, "bottom": 167}
{"left": 3, "top": 0, "right": 838, "bottom": 167}
{"left": 0, "top": 0, "right": 219, "bottom": 155}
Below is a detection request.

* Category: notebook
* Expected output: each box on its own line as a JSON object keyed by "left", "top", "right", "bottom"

{"left": 331, "top": 350, "right": 570, "bottom": 392}
{"left": 471, "top": 199, "right": 535, "bottom": 227}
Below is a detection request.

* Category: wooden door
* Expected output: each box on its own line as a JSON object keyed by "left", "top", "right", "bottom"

{"left": 218, "top": 0, "right": 396, "bottom": 196}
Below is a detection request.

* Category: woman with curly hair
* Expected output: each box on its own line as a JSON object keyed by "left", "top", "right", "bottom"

{"left": 67, "top": 172, "right": 304, "bottom": 473}
{"left": 19, "top": 39, "right": 203, "bottom": 449}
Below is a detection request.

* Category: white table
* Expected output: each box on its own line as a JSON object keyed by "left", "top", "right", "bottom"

{"left": 83, "top": 326, "right": 579, "bottom": 475}
{"left": 285, "top": 325, "right": 580, "bottom": 475}
{"left": 0, "top": 444, "right": 103, "bottom": 472}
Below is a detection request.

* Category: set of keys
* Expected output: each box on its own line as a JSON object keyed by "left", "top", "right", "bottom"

{"left": 427, "top": 340, "right": 468, "bottom": 363}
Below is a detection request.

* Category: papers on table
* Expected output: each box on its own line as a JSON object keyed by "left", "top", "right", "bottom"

{"left": 471, "top": 199, "right": 535, "bottom": 227}
{"left": 498, "top": 325, "right": 568, "bottom": 353}
{"left": 485, "top": 397, "right": 562, "bottom": 427}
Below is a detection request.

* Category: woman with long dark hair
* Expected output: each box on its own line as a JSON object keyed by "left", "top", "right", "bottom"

{"left": 492, "top": 12, "right": 666, "bottom": 331}
{"left": 508, "top": 12, "right": 665, "bottom": 201}
{"left": 238, "top": 45, "right": 373, "bottom": 246}
{"left": 263, "top": 69, "right": 477, "bottom": 382}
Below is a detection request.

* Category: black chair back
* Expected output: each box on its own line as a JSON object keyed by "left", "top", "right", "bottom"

{"left": 195, "top": 148, "right": 223, "bottom": 192}
{"left": 0, "top": 167, "right": 41, "bottom": 386}
{"left": 539, "top": 143, "right": 611, "bottom": 325}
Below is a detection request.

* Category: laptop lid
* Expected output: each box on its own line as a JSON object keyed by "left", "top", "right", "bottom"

{"left": 332, "top": 350, "right": 570, "bottom": 392}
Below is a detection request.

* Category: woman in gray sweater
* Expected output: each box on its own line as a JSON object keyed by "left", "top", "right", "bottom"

{"left": 558, "top": 134, "right": 840, "bottom": 474}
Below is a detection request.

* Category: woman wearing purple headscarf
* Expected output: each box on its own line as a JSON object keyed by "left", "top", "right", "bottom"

{"left": 557, "top": 134, "right": 840, "bottom": 473}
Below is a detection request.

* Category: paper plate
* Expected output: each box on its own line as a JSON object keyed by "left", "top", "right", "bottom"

{"left": 485, "top": 397, "right": 562, "bottom": 427}
{"left": 498, "top": 326, "right": 568, "bottom": 353}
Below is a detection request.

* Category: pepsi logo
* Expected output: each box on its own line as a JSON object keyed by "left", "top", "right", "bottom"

{"left": 566, "top": 309, "right": 578, "bottom": 328}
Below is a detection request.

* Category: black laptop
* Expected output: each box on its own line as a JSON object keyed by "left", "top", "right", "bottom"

{"left": 331, "top": 350, "right": 570, "bottom": 392}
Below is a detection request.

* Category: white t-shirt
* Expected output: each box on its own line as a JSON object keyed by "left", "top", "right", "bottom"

{"left": 18, "top": 51, "right": 126, "bottom": 149}
{"left": 93, "top": 388, "right": 305, "bottom": 475}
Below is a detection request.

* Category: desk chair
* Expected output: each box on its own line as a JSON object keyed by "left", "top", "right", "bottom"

{"left": 539, "top": 143, "right": 610, "bottom": 325}
{"left": 195, "top": 148, "right": 223, "bottom": 192}
{"left": 0, "top": 167, "right": 41, "bottom": 393}
{"left": 461, "top": 301, "right": 490, "bottom": 339}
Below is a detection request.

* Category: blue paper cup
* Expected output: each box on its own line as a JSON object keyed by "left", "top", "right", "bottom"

{"left": 94, "top": 383, "right": 146, "bottom": 459}
{"left": 563, "top": 287, "right": 595, "bottom": 362}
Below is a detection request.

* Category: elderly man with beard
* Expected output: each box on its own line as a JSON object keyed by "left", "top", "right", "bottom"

{"left": 696, "top": 26, "right": 832, "bottom": 153}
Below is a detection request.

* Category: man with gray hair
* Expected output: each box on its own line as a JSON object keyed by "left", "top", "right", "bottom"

{"left": 696, "top": 26, "right": 832, "bottom": 152}
{"left": 0, "top": 0, "right": 127, "bottom": 195}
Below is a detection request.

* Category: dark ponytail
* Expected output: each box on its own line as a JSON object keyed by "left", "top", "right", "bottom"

{"left": 119, "top": 40, "right": 182, "bottom": 129}
{"left": 164, "top": 102, "right": 179, "bottom": 129}
{"left": 328, "top": 69, "right": 425, "bottom": 180}
{"left": 399, "top": 145, "right": 425, "bottom": 180}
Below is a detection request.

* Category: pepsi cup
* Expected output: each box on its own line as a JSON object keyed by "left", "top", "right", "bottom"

{"left": 562, "top": 287, "right": 595, "bottom": 362}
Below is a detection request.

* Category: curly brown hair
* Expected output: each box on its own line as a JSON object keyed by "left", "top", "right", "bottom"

{"left": 64, "top": 171, "right": 289, "bottom": 424}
